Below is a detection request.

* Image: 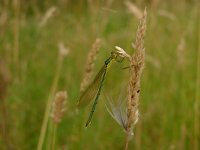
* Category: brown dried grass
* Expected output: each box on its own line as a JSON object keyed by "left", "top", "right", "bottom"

{"left": 51, "top": 91, "right": 67, "bottom": 124}
{"left": 125, "top": 8, "right": 147, "bottom": 150}
{"left": 80, "top": 38, "right": 101, "bottom": 92}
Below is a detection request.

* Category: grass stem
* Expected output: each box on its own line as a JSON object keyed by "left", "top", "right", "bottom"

{"left": 37, "top": 55, "right": 63, "bottom": 150}
{"left": 194, "top": 2, "right": 200, "bottom": 149}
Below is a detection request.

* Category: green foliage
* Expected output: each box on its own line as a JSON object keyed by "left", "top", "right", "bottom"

{"left": 0, "top": 1, "right": 199, "bottom": 149}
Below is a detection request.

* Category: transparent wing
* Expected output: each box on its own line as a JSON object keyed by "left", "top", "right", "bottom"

{"left": 85, "top": 68, "right": 107, "bottom": 126}
{"left": 77, "top": 65, "right": 106, "bottom": 108}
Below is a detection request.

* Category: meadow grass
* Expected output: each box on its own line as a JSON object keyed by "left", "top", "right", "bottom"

{"left": 0, "top": 1, "right": 199, "bottom": 149}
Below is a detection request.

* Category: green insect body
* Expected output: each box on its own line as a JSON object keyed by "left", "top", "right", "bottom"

{"left": 77, "top": 51, "right": 124, "bottom": 127}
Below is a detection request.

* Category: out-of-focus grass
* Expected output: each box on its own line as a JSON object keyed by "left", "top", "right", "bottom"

{"left": 0, "top": 1, "right": 199, "bottom": 149}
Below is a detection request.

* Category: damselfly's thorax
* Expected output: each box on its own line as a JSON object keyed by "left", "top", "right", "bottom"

{"left": 105, "top": 56, "right": 113, "bottom": 65}
{"left": 111, "top": 51, "right": 125, "bottom": 63}
{"left": 104, "top": 52, "right": 124, "bottom": 65}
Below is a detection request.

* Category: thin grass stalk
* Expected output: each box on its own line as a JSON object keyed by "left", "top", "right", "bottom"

{"left": 179, "top": 124, "right": 186, "bottom": 149}
{"left": 45, "top": 43, "right": 69, "bottom": 149}
{"left": 39, "top": 7, "right": 57, "bottom": 28}
{"left": 124, "top": 134, "right": 129, "bottom": 150}
{"left": 194, "top": 3, "right": 200, "bottom": 149}
{"left": 49, "top": 91, "right": 67, "bottom": 150}
{"left": 37, "top": 44, "right": 68, "bottom": 150}
{"left": 0, "top": 61, "right": 11, "bottom": 149}
{"left": 37, "top": 55, "right": 64, "bottom": 150}
{"left": 176, "top": 36, "right": 186, "bottom": 70}
{"left": 51, "top": 124, "right": 57, "bottom": 150}
{"left": 0, "top": 96, "right": 10, "bottom": 149}
{"left": 13, "top": 0, "right": 20, "bottom": 70}
{"left": 125, "top": 1, "right": 142, "bottom": 19}
{"left": 46, "top": 123, "right": 52, "bottom": 150}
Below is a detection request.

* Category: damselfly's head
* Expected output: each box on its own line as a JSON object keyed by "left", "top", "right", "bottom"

{"left": 111, "top": 51, "right": 124, "bottom": 62}
{"left": 111, "top": 46, "right": 131, "bottom": 62}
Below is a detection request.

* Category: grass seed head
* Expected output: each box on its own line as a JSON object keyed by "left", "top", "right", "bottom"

{"left": 176, "top": 36, "right": 186, "bottom": 69}
{"left": 80, "top": 38, "right": 101, "bottom": 92}
{"left": 51, "top": 91, "right": 67, "bottom": 124}
{"left": 58, "top": 42, "right": 70, "bottom": 57}
{"left": 39, "top": 6, "right": 57, "bottom": 27}
{"left": 125, "top": 1, "right": 143, "bottom": 19}
{"left": 126, "top": 8, "right": 147, "bottom": 138}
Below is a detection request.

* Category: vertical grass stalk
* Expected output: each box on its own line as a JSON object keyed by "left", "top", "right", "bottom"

{"left": 51, "top": 122, "right": 57, "bottom": 150}
{"left": 194, "top": 2, "right": 200, "bottom": 149}
{"left": 13, "top": 0, "right": 20, "bottom": 70}
{"left": 50, "top": 91, "right": 67, "bottom": 150}
{"left": 37, "top": 47, "right": 68, "bottom": 150}
{"left": 0, "top": 61, "right": 11, "bottom": 149}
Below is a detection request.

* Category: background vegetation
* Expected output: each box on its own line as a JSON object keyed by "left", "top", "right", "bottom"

{"left": 0, "top": 0, "right": 199, "bottom": 149}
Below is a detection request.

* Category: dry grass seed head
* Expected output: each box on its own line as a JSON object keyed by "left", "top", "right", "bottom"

{"left": 58, "top": 42, "right": 70, "bottom": 57}
{"left": 176, "top": 36, "right": 186, "bottom": 69}
{"left": 126, "top": 8, "right": 147, "bottom": 138}
{"left": 51, "top": 91, "right": 67, "bottom": 124}
{"left": 125, "top": 1, "right": 143, "bottom": 19}
{"left": 39, "top": 6, "right": 57, "bottom": 27}
{"left": 80, "top": 38, "right": 101, "bottom": 92}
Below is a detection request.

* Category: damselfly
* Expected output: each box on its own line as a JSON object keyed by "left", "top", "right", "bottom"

{"left": 77, "top": 47, "right": 130, "bottom": 127}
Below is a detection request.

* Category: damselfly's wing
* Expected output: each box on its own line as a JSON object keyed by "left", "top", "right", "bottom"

{"left": 85, "top": 67, "right": 107, "bottom": 127}
{"left": 77, "top": 65, "right": 106, "bottom": 108}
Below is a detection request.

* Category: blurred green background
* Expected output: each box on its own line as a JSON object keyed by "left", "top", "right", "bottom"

{"left": 0, "top": 0, "right": 199, "bottom": 149}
